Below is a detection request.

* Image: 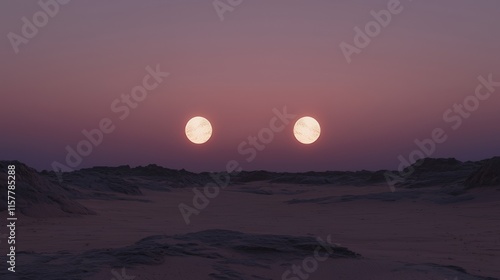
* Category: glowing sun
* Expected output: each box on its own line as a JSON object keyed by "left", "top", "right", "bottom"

{"left": 185, "top": 116, "right": 212, "bottom": 144}
{"left": 293, "top": 116, "right": 321, "bottom": 144}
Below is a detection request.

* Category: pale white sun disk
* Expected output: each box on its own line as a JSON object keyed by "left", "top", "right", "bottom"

{"left": 185, "top": 116, "right": 212, "bottom": 144}
{"left": 293, "top": 116, "right": 321, "bottom": 144}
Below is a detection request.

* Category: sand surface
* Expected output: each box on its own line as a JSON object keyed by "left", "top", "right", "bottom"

{"left": 5, "top": 182, "right": 499, "bottom": 279}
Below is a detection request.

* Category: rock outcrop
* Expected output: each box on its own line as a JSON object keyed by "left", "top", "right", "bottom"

{"left": 0, "top": 161, "right": 95, "bottom": 217}
{"left": 465, "top": 157, "right": 500, "bottom": 188}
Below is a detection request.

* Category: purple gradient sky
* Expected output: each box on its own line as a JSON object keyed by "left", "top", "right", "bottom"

{"left": 1, "top": 0, "right": 499, "bottom": 172}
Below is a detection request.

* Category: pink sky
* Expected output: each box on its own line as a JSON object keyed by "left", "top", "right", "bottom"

{"left": 1, "top": 0, "right": 499, "bottom": 172}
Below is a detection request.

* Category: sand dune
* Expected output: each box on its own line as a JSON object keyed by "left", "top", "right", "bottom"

{"left": 0, "top": 158, "right": 499, "bottom": 279}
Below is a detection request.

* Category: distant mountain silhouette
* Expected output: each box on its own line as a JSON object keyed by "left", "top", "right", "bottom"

{"left": 1, "top": 157, "right": 499, "bottom": 217}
